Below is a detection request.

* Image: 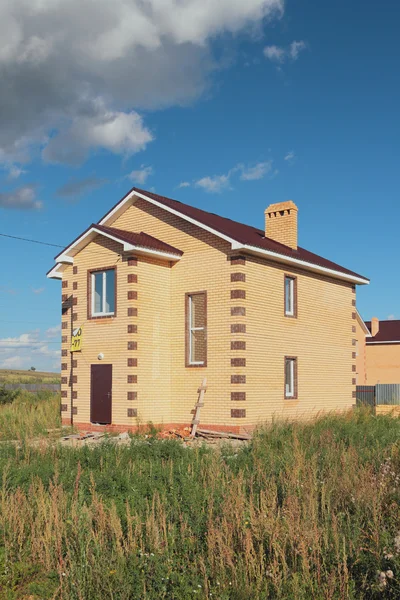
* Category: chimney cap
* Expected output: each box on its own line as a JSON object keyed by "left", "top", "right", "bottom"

{"left": 265, "top": 200, "right": 298, "bottom": 215}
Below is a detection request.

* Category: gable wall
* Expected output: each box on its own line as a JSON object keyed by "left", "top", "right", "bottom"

{"left": 365, "top": 344, "right": 400, "bottom": 384}
{"left": 355, "top": 316, "right": 367, "bottom": 384}
{"left": 113, "top": 198, "right": 234, "bottom": 427}
{"left": 242, "top": 255, "right": 355, "bottom": 424}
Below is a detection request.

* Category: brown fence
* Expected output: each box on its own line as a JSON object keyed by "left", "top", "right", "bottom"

{"left": 355, "top": 386, "right": 376, "bottom": 407}
{"left": 356, "top": 384, "right": 400, "bottom": 407}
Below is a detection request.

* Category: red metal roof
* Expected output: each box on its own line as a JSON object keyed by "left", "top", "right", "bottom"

{"left": 365, "top": 320, "right": 400, "bottom": 343}
{"left": 94, "top": 224, "right": 183, "bottom": 256}
{"left": 129, "top": 187, "right": 368, "bottom": 281}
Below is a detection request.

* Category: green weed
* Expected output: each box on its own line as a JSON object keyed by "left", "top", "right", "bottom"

{"left": 0, "top": 407, "right": 399, "bottom": 598}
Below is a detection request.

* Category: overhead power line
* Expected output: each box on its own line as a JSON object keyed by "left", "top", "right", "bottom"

{"left": 0, "top": 232, "right": 64, "bottom": 248}
{"left": 0, "top": 339, "right": 61, "bottom": 348}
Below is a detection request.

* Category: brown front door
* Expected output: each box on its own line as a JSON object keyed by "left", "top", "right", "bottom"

{"left": 90, "top": 364, "right": 112, "bottom": 424}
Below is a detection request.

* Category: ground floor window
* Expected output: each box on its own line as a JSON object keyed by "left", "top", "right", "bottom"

{"left": 186, "top": 292, "right": 207, "bottom": 366}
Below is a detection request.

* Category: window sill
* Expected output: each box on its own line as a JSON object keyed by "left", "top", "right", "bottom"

{"left": 89, "top": 315, "right": 116, "bottom": 322}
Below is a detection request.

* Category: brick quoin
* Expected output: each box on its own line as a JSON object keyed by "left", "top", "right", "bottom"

{"left": 231, "top": 289, "right": 246, "bottom": 300}
{"left": 231, "top": 273, "right": 246, "bottom": 282}
{"left": 231, "top": 341, "right": 246, "bottom": 350}
{"left": 231, "top": 409, "right": 246, "bottom": 418}
{"left": 231, "top": 358, "right": 246, "bottom": 367}
{"left": 231, "top": 375, "right": 246, "bottom": 384}
{"left": 53, "top": 192, "right": 360, "bottom": 432}
{"left": 231, "top": 392, "right": 246, "bottom": 401}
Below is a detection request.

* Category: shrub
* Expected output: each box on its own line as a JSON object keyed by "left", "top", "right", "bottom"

{"left": 0, "top": 385, "right": 19, "bottom": 406}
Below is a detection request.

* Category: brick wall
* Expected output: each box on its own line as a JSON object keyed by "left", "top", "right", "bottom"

{"left": 365, "top": 344, "right": 400, "bottom": 384}
{"left": 59, "top": 196, "right": 356, "bottom": 429}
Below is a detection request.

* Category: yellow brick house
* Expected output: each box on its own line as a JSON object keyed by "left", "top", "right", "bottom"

{"left": 47, "top": 187, "right": 369, "bottom": 432}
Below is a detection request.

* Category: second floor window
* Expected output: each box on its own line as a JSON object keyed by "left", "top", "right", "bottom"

{"left": 284, "top": 275, "right": 297, "bottom": 317}
{"left": 92, "top": 269, "right": 115, "bottom": 316}
{"left": 186, "top": 292, "right": 207, "bottom": 366}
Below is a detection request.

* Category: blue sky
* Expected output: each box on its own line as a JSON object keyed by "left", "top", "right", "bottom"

{"left": 0, "top": 0, "right": 399, "bottom": 371}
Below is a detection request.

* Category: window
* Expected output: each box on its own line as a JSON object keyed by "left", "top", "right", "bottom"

{"left": 91, "top": 269, "right": 115, "bottom": 317}
{"left": 186, "top": 292, "right": 207, "bottom": 366}
{"left": 284, "top": 275, "right": 297, "bottom": 317}
{"left": 285, "top": 357, "right": 297, "bottom": 399}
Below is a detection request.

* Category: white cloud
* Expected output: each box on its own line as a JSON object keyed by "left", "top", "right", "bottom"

{"left": 32, "top": 287, "right": 45, "bottom": 295}
{"left": 46, "top": 325, "right": 61, "bottom": 338}
{"left": 0, "top": 332, "right": 39, "bottom": 350}
{"left": 57, "top": 176, "right": 108, "bottom": 198}
{"left": 239, "top": 161, "right": 272, "bottom": 181}
{"left": 195, "top": 173, "right": 232, "bottom": 194}
{"left": 193, "top": 159, "right": 276, "bottom": 193}
{"left": 0, "top": 329, "right": 60, "bottom": 371}
{"left": 284, "top": 150, "right": 296, "bottom": 165}
{"left": 0, "top": 0, "right": 284, "bottom": 168}
{"left": 387, "top": 314, "right": 396, "bottom": 321}
{"left": 263, "top": 45, "right": 286, "bottom": 63}
{"left": 8, "top": 165, "right": 26, "bottom": 179}
{"left": 289, "top": 40, "right": 306, "bottom": 60}
{"left": 0, "top": 355, "right": 25, "bottom": 369}
{"left": 42, "top": 105, "right": 153, "bottom": 165}
{"left": 264, "top": 39, "right": 306, "bottom": 64}
{"left": 0, "top": 185, "right": 42, "bottom": 210}
{"left": 178, "top": 181, "right": 191, "bottom": 189}
{"left": 127, "top": 165, "right": 153, "bottom": 185}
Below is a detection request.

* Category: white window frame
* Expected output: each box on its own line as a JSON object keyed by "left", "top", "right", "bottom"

{"left": 188, "top": 293, "right": 206, "bottom": 366}
{"left": 285, "top": 276, "right": 295, "bottom": 316}
{"left": 285, "top": 357, "right": 296, "bottom": 398}
{"left": 91, "top": 269, "right": 115, "bottom": 317}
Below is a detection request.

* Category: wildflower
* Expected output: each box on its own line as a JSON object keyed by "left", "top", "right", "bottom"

{"left": 386, "top": 570, "right": 394, "bottom": 579}
{"left": 109, "top": 570, "right": 116, "bottom": 575}
{"left": 197, "top": 584, "right": 202, "bottom": 588}
{"left": 394, "top": 534, "right": 400, "bottom": 554}
{"left": 377, "top": 571, "right": 387, "bottom": 590}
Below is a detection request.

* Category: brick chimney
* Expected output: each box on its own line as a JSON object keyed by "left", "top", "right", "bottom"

{"left": 265, "top": 201, "right": 298, "bottom": 249}
{"left": 371, "top": 317, "right": 379, "bottom": 337}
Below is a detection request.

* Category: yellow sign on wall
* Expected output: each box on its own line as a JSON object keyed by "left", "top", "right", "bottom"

{"left": 70, "top": 326, "right": 83, "bottom": 352}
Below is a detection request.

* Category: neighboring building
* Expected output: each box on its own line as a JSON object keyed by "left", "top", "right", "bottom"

{"left": 47, "top": 187, "right": 369, "bottom": 432}
{"left": 354, "top": 311, "right": 371, "bottom": 384}
{"left": 363, "top": 318, "right": 400, "bottom": 384}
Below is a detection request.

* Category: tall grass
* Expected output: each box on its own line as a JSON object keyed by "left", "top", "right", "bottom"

{"left": 0, "top": 409, "right": 400, "bottom": 598}
{"left": 0, "top": 368, "right": 60, "bottom": 384}
{"left": 0, "top": 391, "right": 61, "bottom": 441}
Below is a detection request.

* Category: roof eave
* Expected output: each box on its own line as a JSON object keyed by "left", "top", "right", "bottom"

{"left": 46, "top": 263, "right": 64, "bottom": 280}
{"left": 54, "top": 225, "right": 182, "bottom": 266}
{"left": 232, "top": 243, "right": 370, "bottom": 285}
{"left": 356, "top": 309, "right": 372, "bottom": 336}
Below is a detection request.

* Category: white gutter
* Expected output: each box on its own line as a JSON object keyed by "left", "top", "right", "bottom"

{"left": 231, "top": 243, "right": 370, "bottom": 285}
{"left": 366, "top": 341, "right": 400, "bottom": 344}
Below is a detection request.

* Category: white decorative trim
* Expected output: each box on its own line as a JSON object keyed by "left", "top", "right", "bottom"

{"left": 366, "top": 341, "right": 400, "bottom": 345}
{"left": 99, "top": 189, "right": 369, "bottom": 286}
{"left": 231, "top": 243, "right": 369, "bottom": 285}
{"left": 356, "top": 309, "right": 372, "bottom": 336}
{"left": 47, "top": 264, "right": 63, "bottom": 279}
{"left": 54, "top": 225, "right": 182, "bottom": 265}
{"left": 99, "top": 189, "right": 238, "bottom": 246}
